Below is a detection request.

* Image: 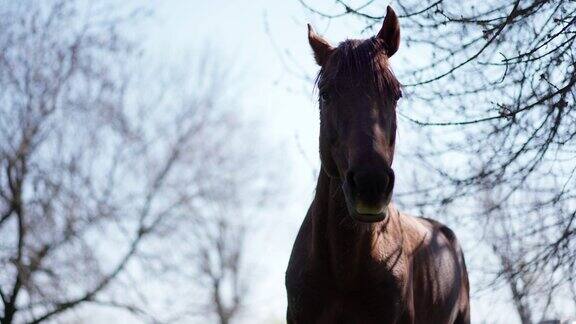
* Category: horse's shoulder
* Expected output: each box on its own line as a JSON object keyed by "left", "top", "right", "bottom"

{"left": 416, "top": 217, "right": 460, "bottom": 246}
{"left": 412, "top": 217, "right": 469, "bottom": 320}
{"left": 427, "top": 217, "right": 454, "bottom": 236}
{"left": 399, "top": 214, "right": 464, "bottom": 262}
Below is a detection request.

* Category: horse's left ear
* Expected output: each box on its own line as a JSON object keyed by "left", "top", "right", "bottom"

{"left": 377, "top": 6, "right": 400, "bottom": 57}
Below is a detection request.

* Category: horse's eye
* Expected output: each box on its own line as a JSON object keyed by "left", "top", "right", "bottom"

{"left": 320, "top": 91, "right": 331, "bottom": 104}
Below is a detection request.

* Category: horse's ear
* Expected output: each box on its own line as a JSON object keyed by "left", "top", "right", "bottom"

{"left": 307, "top": 24, "right": 333, "bottom": 66}
{"left": 377, "top": 6, "right": 400, "bottom": 57}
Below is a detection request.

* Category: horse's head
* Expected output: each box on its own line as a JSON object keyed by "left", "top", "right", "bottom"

{"left": 308, "top": 6, "right": 402, "bottom": 223}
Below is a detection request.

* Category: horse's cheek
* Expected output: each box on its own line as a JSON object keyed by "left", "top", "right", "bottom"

{"left": 319, "top": 137, "right": 339, "bottom": 178}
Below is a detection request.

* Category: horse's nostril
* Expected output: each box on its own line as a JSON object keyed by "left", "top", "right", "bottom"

{"left": 347, "top": 169, "right": 392, "bottom": 202}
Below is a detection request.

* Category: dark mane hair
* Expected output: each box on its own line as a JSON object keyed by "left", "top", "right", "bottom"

{"left": 316, "top": 38, "right": 402, "bottom": 101}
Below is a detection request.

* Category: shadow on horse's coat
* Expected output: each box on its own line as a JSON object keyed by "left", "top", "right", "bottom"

{"left": 285, "top": 6, "right": 470, "bottom": 324}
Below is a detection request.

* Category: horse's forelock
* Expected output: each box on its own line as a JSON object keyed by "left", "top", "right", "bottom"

{"left": 316, "top": 39, "right": 402, "bottom": 101}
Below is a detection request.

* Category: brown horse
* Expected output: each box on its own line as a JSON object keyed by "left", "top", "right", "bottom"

{"left": 285, "top": 6, "right": 470, "bottom": 324}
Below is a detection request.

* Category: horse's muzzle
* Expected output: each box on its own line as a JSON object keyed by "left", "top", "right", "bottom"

{"left": 343, "top": 167, "right": 394, "bottom": 223}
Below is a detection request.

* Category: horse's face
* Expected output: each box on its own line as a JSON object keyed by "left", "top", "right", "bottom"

{"left": 308, "top": 7, "right": 402, "bottom": 223}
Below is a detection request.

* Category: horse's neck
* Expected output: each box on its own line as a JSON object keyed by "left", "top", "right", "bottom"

{"left": 311, "top": 171, "right": 404, "bottom": 286}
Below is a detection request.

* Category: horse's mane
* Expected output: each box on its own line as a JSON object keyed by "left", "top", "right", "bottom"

{"left": 316, "top": 38, "right": 402, "bottom": 101}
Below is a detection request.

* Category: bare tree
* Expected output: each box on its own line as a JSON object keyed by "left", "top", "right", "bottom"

{"left": 193, "top": 214, "right": 248, "bottom": 324}
{"left": 480, "top": 189, "right": 546, "bottom": 324}
{"left": 299, "top": 0, "right": 576, "bottom": 317}
{"left": 0, "top": 1, "right": 273, "bottom": 323}
{"left": 476, "top": 180, "right": 576, "bottom": 322}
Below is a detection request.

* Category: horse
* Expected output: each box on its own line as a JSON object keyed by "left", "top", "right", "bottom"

{"left": 285, "top": 6, "right": 470, "bottom": 324}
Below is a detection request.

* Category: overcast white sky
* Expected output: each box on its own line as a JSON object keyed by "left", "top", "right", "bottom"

{"left": 139, "top": 1, "right": 321, "bottom": 322}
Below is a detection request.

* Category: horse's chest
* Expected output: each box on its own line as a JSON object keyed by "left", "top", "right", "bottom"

{"left": 288, "top": 272, "right": 408, "bottom": 324}
{"left": 316, "top": 289, "right": 406, "bottom": 324}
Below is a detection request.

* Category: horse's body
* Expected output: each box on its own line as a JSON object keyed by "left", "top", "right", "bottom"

{"left": 285, "top": 6, "right": 470, "bottom": 324}
{"left": 286, "top": 172, "right": 470, "bottom": 324}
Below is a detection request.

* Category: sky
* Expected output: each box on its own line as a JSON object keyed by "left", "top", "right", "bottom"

{"left": 141, "top": 1, "right": 322, "bottom": 322}
{"left": 123, "top": 0, "right": 529, "bottom": 323}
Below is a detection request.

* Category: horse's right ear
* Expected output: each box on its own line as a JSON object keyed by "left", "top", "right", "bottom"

{"left": 307, "top": 24, "right": 333, "bottom": 66}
